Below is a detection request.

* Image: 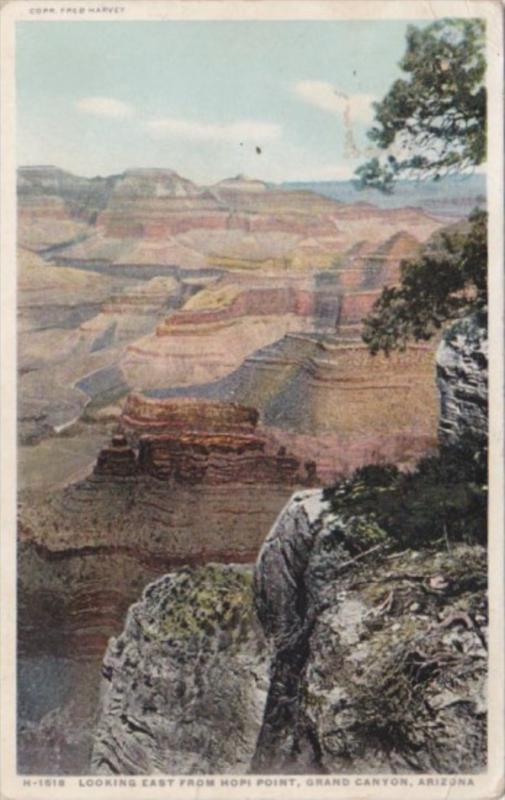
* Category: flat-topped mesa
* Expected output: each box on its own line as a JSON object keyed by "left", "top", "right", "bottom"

{"left": 155, "top": 284, "right": 316, "bottom": 335}
{"left": 93, "top": 396, "right": 311, "bottom": 485}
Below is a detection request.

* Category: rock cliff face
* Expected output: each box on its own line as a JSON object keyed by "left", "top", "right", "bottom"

{"left": 90, "top": 489, "right": 486, "bottom": 775}
{"left": 436, "top": 311, "right": 488, "bottom": 446}
{"left": 252, "top": 490, "right": 486, "bottom": 774}
{"left": 116, "top": 237, "right": 428, "bottom": 392}
{"left": 145, "top": 333, "right": 439, "bottom": 478}
{"left": 92, "top": 565, "right": 270, "bottom": 774}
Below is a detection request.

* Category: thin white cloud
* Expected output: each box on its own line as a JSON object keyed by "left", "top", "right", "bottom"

{"left": 76, "top": 96, "right": 134, "bottom": 119}
{"left": 146, "top": 117, "right": 281, "bottom": 143}
{"left": 294, "top": 80, "right": 375, "bottom": 123}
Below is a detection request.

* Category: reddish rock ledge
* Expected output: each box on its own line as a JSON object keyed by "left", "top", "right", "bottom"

{"left": 95, "top": 397, "right": 317, "bottom": 486}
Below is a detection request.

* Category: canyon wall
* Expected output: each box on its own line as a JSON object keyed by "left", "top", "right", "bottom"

{"left": 17, "top": 165, "right": 478, "bottom": 775}
{"left": 18, "top": 166, "right": 446, "bottom": 272}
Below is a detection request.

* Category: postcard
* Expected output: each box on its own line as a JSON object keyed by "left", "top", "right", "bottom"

{"left": 1, "top": 1, "right": 503, "bottom": 799}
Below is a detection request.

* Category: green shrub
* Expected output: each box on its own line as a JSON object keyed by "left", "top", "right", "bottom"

{"left": 323, "top": 434, "right": 487, "bottom": 550}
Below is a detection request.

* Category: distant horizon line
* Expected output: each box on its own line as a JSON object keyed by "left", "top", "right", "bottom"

{"left": 17, "top": 163, "right": 486, "bottom": 188}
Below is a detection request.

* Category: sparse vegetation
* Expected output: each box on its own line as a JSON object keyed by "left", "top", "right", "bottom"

{"left": 153, "top": 566, "right": 254, "bottom": 645}
{"left": 323, "top": 433, "right": 487, "bottom": 550}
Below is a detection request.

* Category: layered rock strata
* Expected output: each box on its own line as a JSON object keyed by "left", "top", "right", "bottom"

{"left": 119, "top": 252, "right": 422, "bottom": 392}
{"left": 142, "top": 334, "right": 439, "bottom": 477}
{"left": 95, "top": 398, "right": 310, "bottom": 485}
{"left": 17, "top": 248, "right": 191, "bottom": 442}
{"left": 18, "top": 166, "right": 447, "bottom": 271}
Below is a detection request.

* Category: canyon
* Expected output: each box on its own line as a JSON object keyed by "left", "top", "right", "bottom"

{"left": 16, "top": 165, "right": 484, "bottom": 773}
{"left": 91, "top": 314, "right": 488, "bottom": 775}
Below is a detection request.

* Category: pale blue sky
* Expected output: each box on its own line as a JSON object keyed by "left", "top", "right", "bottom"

{"left": 17, "top": 20, "right": 425, "bottom": 184}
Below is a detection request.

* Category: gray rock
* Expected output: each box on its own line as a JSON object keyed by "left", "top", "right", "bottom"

{"left": 91, "top": 564, "right": 270, "bottom": 774}
{"left": 252, "top": 490, "right": 487, "bottom": 774}
{"left": 436, "top": 311, "right": 487, "bottom": 447}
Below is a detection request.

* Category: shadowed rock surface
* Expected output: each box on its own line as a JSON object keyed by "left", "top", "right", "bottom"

{"left": 252, "top": 489, "right": 486, "bottom": 774}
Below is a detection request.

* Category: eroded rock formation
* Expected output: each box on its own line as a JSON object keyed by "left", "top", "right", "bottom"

{"left": 436, "top": 311, "right": 488, "bottom": 446}
{"left": 92, "top": 565, "right": 270, "bottom": 774}
{"left": 94, "top": 398, "right": 310, "bottom": 485}
{"left": 251, "top": 489, "right": 486, "bottom": 774}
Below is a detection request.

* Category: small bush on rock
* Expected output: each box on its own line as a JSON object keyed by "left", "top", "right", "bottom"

{"left": 323, "top": 433, "right": 487, "bottom": 550}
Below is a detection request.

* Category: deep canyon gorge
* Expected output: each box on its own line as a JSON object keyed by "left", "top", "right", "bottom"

{"left": 16, "top": 166, "right": 486, "bottom": 774}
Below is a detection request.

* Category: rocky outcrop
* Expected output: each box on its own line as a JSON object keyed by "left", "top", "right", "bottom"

{"left": 436, "top": 311, "right": 488, "bottom": 446}
{"left": 91, "top": 565, "right": 270, "bottom": 774}
{"left": 94, "top": 399, "right": 311, "bottom": 485}
{"left": 88, "top": 489, "right": 486, "bottom": 775}
{"left": 251, "top": 490, "right": 487, "bottom": 773}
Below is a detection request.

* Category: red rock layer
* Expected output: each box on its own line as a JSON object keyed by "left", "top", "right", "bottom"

{"left": 136, "top": 432, "right": 303, "bottom": 484}
{"left": 96, "top": 397, "right": 312, "bottom": 485}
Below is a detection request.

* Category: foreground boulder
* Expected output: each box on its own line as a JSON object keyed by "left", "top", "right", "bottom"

{"left": 91, "top": 491, "right": 486, "bottom": 775}
{"left": 252, "top": 489, "right": 487, "bottom": 773}
{"left": 91, "top": 565, "right": 270, "bottom": 774}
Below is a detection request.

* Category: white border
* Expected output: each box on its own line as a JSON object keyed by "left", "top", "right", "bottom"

{"left": 1, "top": 2, "right": 503, "bottom": 799}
